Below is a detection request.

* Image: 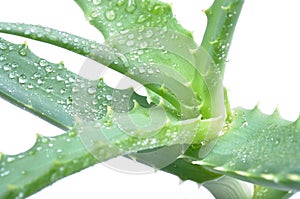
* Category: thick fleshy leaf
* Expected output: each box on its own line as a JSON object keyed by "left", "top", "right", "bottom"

{"left": 198, "top": 107, "right": 300, "bottom": 191}
{"left": 0, "top": 37, "right": 220, "bottom": 198}
{"left": 0, "top": 0, "right": 248, "bottom": 197}
{"left": 0, "top": 37, "right": 149, "bottom": 129}
{"left": 74, "top": 0, "right": 214, "bottom": 119}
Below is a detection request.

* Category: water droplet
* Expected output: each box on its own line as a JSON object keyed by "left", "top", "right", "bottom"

{"left": 0, "top": 54, "right": 6, "bottom": 61}
{"left": 92, "top": 0, "right": 102, "bottom": 5}
{"left": 8, "top": 72, "right": 16, "bottom": 79}
{"left": 46, "top": 86, "right": 54, "bottom": 93}
{"left": 147, "top": 68, "right": 154, "bottom": 74}
{"left": 18, "top": 45, "right": 28, "bottom": 56}
{"left": 45, "top": 65, "right": 53, "bottom": 73}
{"left": 106, "top": 94, "right": 112, "bottom": 100}
{"left": 18, "top": 74, "right": 27, "bottom": 84}
{"left": 105, "top": 10, "right": 116, "bottom": 21}
{"left": 7, "top": 157, "right": 15, "bottom": 163}
{"left": 66, "top": 97, "right": 72, "bottom": 105}
{"left": 39, "top": 59, "right": 48, "bottom": 67}
{"left": 241, "top": 121, "right": 248, "bottom": 128}
{"left": 27, "top": 83, "right": 34, "bottom": 89}
{"left": 0, "top": 170, "right": 10, "bottom": 177}
{"left": 41, "top": 137, "right": 49, "bottom": 143}
{"left": 140, "top": 41, "right": 148, "bottom": 48}
{"left": 11, "top": 63, "right": 19, "bottom": 68}
{"left": 36, "top": 146, "right": 42, "bottom": 151}
{"left": 137, "top": 14, "right": 148, "bottom": 23}
{"left": 90, "top": 10, "right": 100, "bottom": 18}
{"left": 116, "top": 0, "right": 125, "bottom": 6}
{"left": 46, "top": 34, "right": 58, "bottom": 41}
{"left": 139, "top": 67, "right": 146, "bottom": 74}
{"left": 56, "top": 75, "right": 64, "bottom": 81}
{"left": 3, "top": 63, "right": 11, "bottom": 71}
{"left": 126, "top": 0, "right": 137, "bottom": 13}
{"left": 126, "top": 40, "right": 135, "bottom": 47}
{"left": 87, "top": 87, "right": 97, "bottom": 94}
{"left": 21, "top": 170, "right": 27, "bottom": 175}
{"left": 60, "top": 88, "right": 67, "bottom": 94}
{"left": 37, "top": 78, "right": 45, "bottom": 85}
{"left": 57, "top": 149, "right": 62, "bottom": 153}
{"left": 145, "top": 30, "right": 153, "bottom": 38}
{"left": 0, "top": 43, "right": 8, "bottom": 50}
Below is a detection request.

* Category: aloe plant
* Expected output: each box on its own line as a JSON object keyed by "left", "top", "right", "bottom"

{"left": 0, "top": 0, "right": 299, "bottom": 198}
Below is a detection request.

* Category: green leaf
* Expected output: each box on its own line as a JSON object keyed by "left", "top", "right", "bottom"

{"left": 204, "top": 176, "right": 253, "bottom": 199}
{"left": 0, "top": 37, "right": 220, "bottom": 198}
{"left": 201, "top": 0, "right": 244, "bottom": 75}
{"left": 74, "top": 0, "right": 192, "bottom": 39}
{"left": 0, "top": 132, "right": 98, "bottom": 199}
{"left": 0, "top": 0, "right": 247, "bottom": 197}
{"left": 0, "top": 37, "right": 150, "bottom": 129}
{"left": 199, "top": 0, "right": 244, "bottom": 118}
{"left": 198, "top": 107, "right": 300, "bottom": 191}
{"left": 253, "top": 185, "right": 293, "bottom": 199}
{"left": 73, "top": 0, "right": 212, "bottom": 119}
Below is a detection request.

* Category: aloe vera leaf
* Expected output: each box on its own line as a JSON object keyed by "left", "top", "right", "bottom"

{"left": 0, "top": 36, "right": 220, "bottom": 198}
{"left": 253, "top": 185, "right": 293, "bottom": 199}
{"left": 0, "top": 22, "right": 200, "bottom": 119}
{"left": 0, "top": 99, "right": 216, "bottom": 198}
{"left": 197, "top": 107, "right": 300, "bottom": 191}
{"left": 0, "top": 37, "right": 151, "bottom": 130}
{"left": 198, "top": 0, "right": 244, "bottom": 118}
{"left": 1, "top": 0, "right": 208, "bottom": 118}
{"left": 201, "top": 0, "right": 244, "bottom": 76}
{"left": 0, "top": 132, "right": 97, "bottom": 199}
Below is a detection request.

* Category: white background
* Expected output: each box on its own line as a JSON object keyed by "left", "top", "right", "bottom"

{"left": 0, "top": 0, "right": 300, "bottom": 198}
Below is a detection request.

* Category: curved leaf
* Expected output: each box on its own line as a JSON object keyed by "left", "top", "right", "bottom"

{"left": 198, "top": 107, "right": 300, "bottom": 191}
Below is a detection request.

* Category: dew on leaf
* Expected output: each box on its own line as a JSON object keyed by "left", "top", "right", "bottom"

{"left": 139, "top": 67, "right": 146, "bottom": 74}
{"left": 126, "top": 0, "right": 137, "bottom": 13}
{"left": 0, "top": 54, "right": 6, "bottom": 61}
{"left": 8, "top": 72, "right": 16, "bottom": 79}
{"left": 90, "top": 10, "right": 100, "bottom": 18}
{"left": 18, "top": 45, "right": 27, "bottom": 56}
{"left": 7, "top": 157, "right": 15, "bottom": 163}
{"left": 87, "top": 87, "right": 96, "bottom": 94}
{"left": 57, "top": 149, "right": 62, "bottom": 153}
{"left": 105, "top": 10, "right": 116, "bottom": 21}
{"left": 37, "top": 78, "right": 45, "bottom": 85}
{"left": 21, "top": 170, "right": 27, "bottom": 175}
{"left": 46, "top": 86, "right": 54, "bottom": 93}
{"left": 18, "top": 74, "right": 28, "bottom": 84}
{"left": 126, "top": 40, "right": 135, "bottom": 47}
{"left": 46, "top": 34, "right": 58, "bottom": 41}
{"left": 106, "top": 94, "right": 112, "bottom": 101}
{"left": 0, "top": 170, "right": 10, "bottom": 177}
{"left": 140, "top": 41, "right": 148, "bottom": 48}
{"left": 3, "top": 63, "right": 11, "bottom": 71}
{"left": 92, "top": 0, "right": 102, "bottom": 5}
{"left": 145, "top": 30, "right": 153, "bottom": 38}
